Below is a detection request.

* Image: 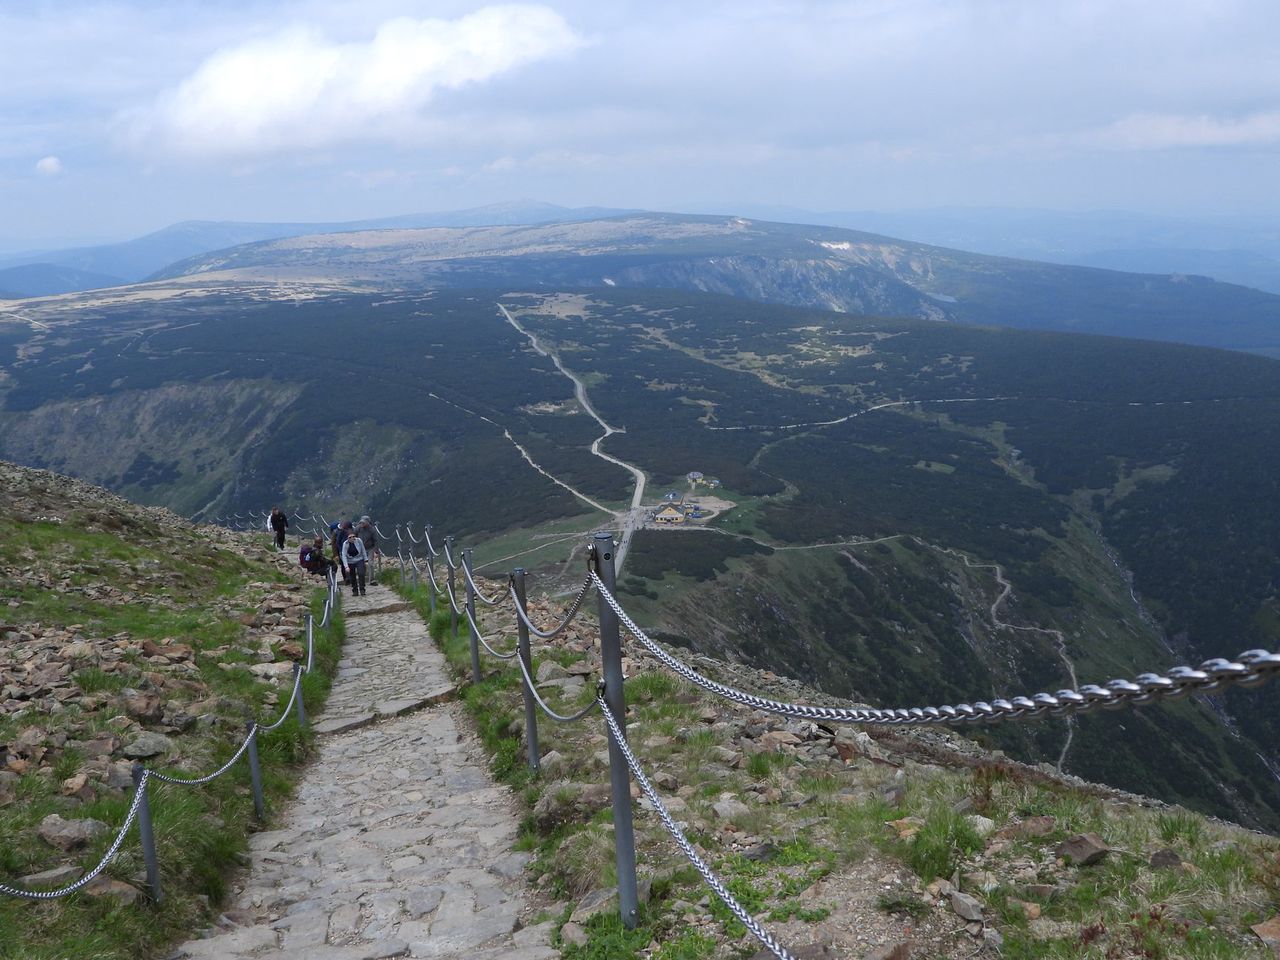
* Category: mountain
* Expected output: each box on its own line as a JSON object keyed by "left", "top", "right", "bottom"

{"left": 0, "top": 201, "right": 633, "bottom": 295}
{"left": 2, "top": 278, "right": 1278, "bottom": 827}
{"left": 0, "top": 262, "right": 125, "bottom": 298}
{"left": 723, "top": 205, "right": 1280, "bottom": 295}
{"left": 147, "top": 212, "right": 1280, "bottom": 357}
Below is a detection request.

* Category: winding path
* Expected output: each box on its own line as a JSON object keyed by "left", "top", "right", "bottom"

{"left": 171, "top": 586, "right": 556, "bottom": 960}
{"left": 498, "top": 303, "right": 648, "bottom": 573}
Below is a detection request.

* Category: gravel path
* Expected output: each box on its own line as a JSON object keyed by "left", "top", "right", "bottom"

{"left": 171, "top": 585, "right": 556, "bottom": 960}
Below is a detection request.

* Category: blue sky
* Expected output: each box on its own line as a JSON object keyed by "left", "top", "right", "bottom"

{"left": 2, "top": 0, "right": 1279, "bottom": 246}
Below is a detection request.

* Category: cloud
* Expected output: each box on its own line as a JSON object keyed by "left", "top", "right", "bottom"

{"left": 1085, "top": 111, "right": 1280, "bottom": 151}
{"left": 35, "top": 155, "right": 64, "bottom": 176}
{"left": 126, "top": 5, "right": 583, "bottom": 157}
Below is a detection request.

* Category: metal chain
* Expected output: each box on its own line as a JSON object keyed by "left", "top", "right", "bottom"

{"left": 442, "top": 540, "right": 461, "bottom": 571}
{"left": 444, "top": 577, "right": 464, "bottom": 615}
{"left": 465, "top": 605, "right": 519, "bottom": 660}
{"left": 423, "top": 553, "right": 443, "bottom": 593}
{"left": 374, "top": 522, "right": 388, "bottom": 540}
{"left": 405, "top": 524, "right": 420, "bottom": 544}
{"left": 591, "top": 573, "right": 1280, "bottom": 727}
{"left": 423, "top": 527, "right": 441, "bottom": 559}
{"left": 261, "top": 668, "right": 303, "bottom": 732}
{"left": 509, "top": 574, "right": 594, "bottom": 639}
{"left": 149, "top": 724, "right": 259, "bottom": 785}
{"left": 0, "top": 771, "right": 151, "bottom": 900}
{"left": 511, "top": 649, "right": 601, "bottom": 722}
{"left": 463, "top": 561, "right": 505, "bottom": 606}
{"left": 598, "top": 697, "right": 795, "bottom": 960}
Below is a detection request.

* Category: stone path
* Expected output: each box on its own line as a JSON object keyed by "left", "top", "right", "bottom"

{"left": 172, "top": 585, "right": 557, "bottom": 960}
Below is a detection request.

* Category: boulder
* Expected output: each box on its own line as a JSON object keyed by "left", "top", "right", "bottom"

{"left": 37, "top": 814, "right": 109, "bottom": 851}
{"left": 122, "top": 732, "right": 173, "bottom": 759}
{"left": 1056, "top": 832, "right": 1109, "bottom": 866}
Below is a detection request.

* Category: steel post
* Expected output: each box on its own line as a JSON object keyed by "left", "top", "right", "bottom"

{"left": 293, "top": 664, "right": 308, "bottom": 730}
{"left": 305, "top": 614, "right": 314, "bottom": 674}
{"left": 464, "top": 549, "right": 481, "bottom": 683}
{"left": 447, "top": 537, "right": 458, "bottom": 639}
{"left": 246, "top": 724, "right": 266, "bottom": 820}
{"left": 426, "top": 525, "right": 437, "bottom": 615}
{"left": 131, "top": 765, "right": 162, "bottom": 902}
{"left": 592, "top": 531, "right": 639, "bottom": 928}
{"left": 512, "top": 568, "right": 540, "bottom": 774}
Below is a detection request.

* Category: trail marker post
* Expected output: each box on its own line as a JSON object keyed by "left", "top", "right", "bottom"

{"left": 464, "top": 549, "right": 482, "bottom": 683}
{"left": 592, "top": 531, "right": 639, "bottom": 928}
{"left": 512, "top": 567, "right": 540, "bottom": 774}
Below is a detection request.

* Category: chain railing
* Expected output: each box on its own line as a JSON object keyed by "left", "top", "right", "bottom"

{"left": 62, "top": 510, "right": 1280, "bottom": 955}
{"left": 0, "top": 570, "right": 337, "bottom": 903}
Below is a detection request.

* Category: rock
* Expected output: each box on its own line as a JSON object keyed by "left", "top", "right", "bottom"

{"left": 1150, "top": 848, "right": 1183, "bottom": 870}
{"left": 1001, "top": 814, "right": 1056, "bottom": 839}
{"left": 950, "top": 891, "right": 985, "bottom": 922}
{"left": 1010, "top": 898, "right": 1042, "bottom": 920}
{"left": 569, "top": 887, "right": 618, "bottom": 924}
{"left": 37, "top": 813, "right": 109, "bottom": 851}
{"left": 1056, "top": 832, "right": 1109, "bottom": 866}
{"left": 123, "top": 692, "right": 164, "bottom": 723}
{"left": 886, "top": 816, "right": 924, "bottom": 839}
{"left": 84, "top": 876, "right": 140, "bottom": 904}
{"left": 60, "top": 773, "right": 92, "bottom": 799}
{"left": 122, "top": 732, "right": 173, "bottom": 759}
{"left": 712, "top": 795, "right": 751, "bottom": 821}
{"left": 982, "top": 927, "right": 1004, "bottom": 948}
{"left": 560, "top": 921, "right": 588, "bottom": 947}
{"left": 966, "top": 814, "right": 997, "bottom": 838}
{"left": 962, "top": 870, "right": 999, "bottom": 893}
{"left": 20, "top": 864, "right": 84, "bottom": 888}
{"left": 1250, "top": 915, "right": 1280, "bottom": 955}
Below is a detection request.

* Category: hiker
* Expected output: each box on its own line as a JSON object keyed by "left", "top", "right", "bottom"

{"left": 357, "top": 516, "right": 379, "bottom": 584}
{"left": 341, "top": 529, "right": 369, "bottom": 596}
{"left": 269, "top": 507, "right": 289, "bottom": 550}
{"left": 330, "top": 521, "right": 353, "bottom": 584}
{"left": 299, "top": 537, "right": 332, "bottom": 578}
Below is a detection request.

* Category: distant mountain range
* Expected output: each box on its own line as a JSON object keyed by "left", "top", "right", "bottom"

{"left": 145, "top": 211, "right": 1280, "bottom": 357}
{"left": 0, "top": 201, "right": 633, "bottom": 296}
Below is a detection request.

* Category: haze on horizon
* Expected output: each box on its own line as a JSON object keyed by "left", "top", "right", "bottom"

{"left": 2, "top": 0, "right": 1279, "bottom": 249}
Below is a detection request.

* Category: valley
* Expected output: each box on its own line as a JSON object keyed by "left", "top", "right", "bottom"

{"left": 3, "top": 281, "right": 1279, "bottom": 829}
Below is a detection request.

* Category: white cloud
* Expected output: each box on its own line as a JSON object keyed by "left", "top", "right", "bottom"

{"left": 1087, "top": 111, "right": 1280, "bottom": 151}
{"left": 126, "top": 5, "right": 583, "bottom": 157}
{"left": 35, "top": 155, "right": 64, "bottom": 176}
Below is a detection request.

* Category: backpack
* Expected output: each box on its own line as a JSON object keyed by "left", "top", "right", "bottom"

{"left": 299, "top": 545, "right": 313, "bottom": 567}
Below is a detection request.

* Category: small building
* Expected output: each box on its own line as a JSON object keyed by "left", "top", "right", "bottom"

{"left": 704, "top": 477, "right": 722, "bottom": 489}
{"left": 687, "top": 471, "right": 704, "bottom": 483}
{"left": 654, "top": 504, "right": 686, "bottom": 524}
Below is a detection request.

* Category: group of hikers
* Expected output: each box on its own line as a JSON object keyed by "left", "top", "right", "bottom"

{"left": 268, "top": 508, "right": 379, "bottom": 596}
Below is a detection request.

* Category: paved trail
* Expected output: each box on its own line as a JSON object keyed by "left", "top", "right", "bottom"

{"left": 172, "top": 585, "right": 556, "bottom": 960}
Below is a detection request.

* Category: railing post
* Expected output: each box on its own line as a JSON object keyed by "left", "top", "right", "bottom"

{"left": 512, "top": 568, "right": 540, "bottom": 774}
{"left": 592, "top": 531, "right": 639, "bottom": 929}
{"left": 411, "top": 550, "right": 419, "bottom": 590}
{"left": 447, "top": 537, "right": 459, "bottom": 640}
{"left": 397, "top": 545, "right": 406, "bottom": 587}
{"left": 464, "top": 549, "right": 482, "bottom": 683}
{"left": 292, "top": 664, "right": 308, "bottom": 730}
{"left": 425, "top": 524, "right": 437, "bottom": 616}
{"left": 305, "top": 614, "right": 315, "bottom": 674}
{"left": 246, "top": 723, "right": 265, "bottom": 820}
{"left": 131, "top": 764, "right": 162, "bottom": 903}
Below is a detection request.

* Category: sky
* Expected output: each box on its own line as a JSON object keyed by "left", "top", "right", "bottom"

{"left": 2, "top": 0, "right": 1279, "bottom": 247}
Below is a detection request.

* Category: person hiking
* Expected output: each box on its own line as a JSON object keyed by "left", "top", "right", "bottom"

{"left": 269, "top": 507, "right": 289, "bottom": 550}
{"left": 357, "top": 516, "right": 379, "bottom": 583}
{"left": 299, "top": 537, "right": 333, "bottom": 578}
{"left": 330, "top": 521, "right": 352, "bottom": 584}
{"left": 341, "top": 529, "right": 369, "bottom": 596}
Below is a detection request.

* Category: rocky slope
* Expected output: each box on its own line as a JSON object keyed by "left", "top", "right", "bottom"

{"left": 446, "top": 574, "right": 1280, "bottom": 959}
{"left": 1, "top": 460, "right": 328, "bottom": 955}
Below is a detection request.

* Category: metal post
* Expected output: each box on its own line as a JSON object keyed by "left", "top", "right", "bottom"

{"left": 513, "top": 568, "right": 540, "bottom": 774}
{"left": 464, "top": 549, "right": 481, "bottom": 683}
{"left": 292, "top": 664, "right": 308, "bottom": 730}
{"left": 425, "top": 525, "right": 437, "bottom": 616}
{"left": 246, "top": 723, "right": 266, "bottom": 820}
{"left": 305, "top": 614, "right": 314, "bottom": 674}
{"left": 411, "top": 551, "right": 419, "bottom": 590}
{"left": 131, "top": 764, "right": 162, "bottom": 902}
{"left": 592, "top": 532, "right": 639, "bottom": 928}
{"left": 446, "top": 537, "right": 458, "bottom": 640}
{"left": 397, "top": 546, "right": 405, "bottom": 587}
